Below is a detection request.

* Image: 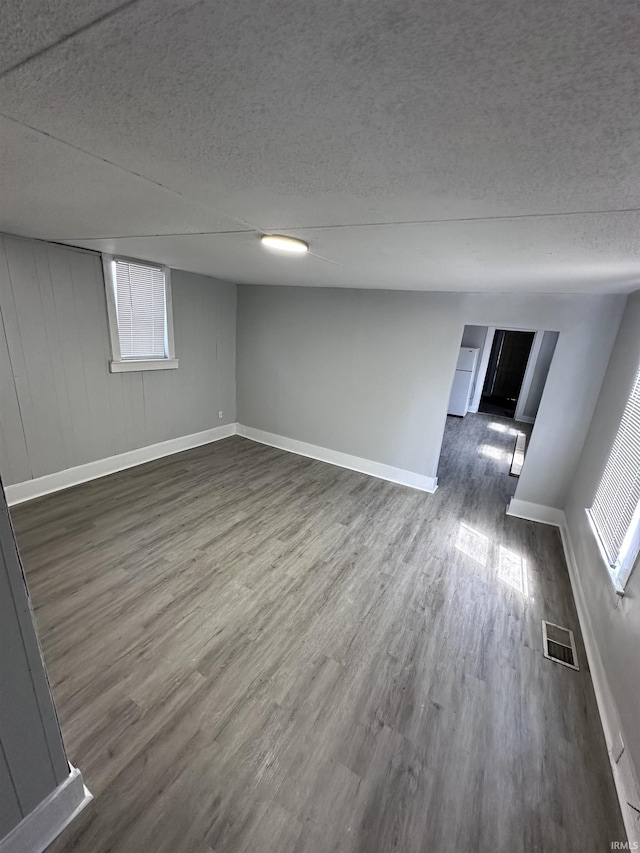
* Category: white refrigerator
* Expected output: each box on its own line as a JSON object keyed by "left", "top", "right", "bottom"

{"left": 448, "top": 348, "right": 479, "bottom": 417}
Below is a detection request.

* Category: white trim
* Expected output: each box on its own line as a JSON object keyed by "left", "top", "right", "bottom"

{"left": 514, "top": 415, "right": 535, "bottom": 425}
{"left": 506, "top": 497, "right": 565, "bottom": 527}
{"left": 163, "top": 265, "right": 176, "bottom": 362}
{"left": 5, "top": 424, "right": 236, "bottom": 506}
{"left": 585, "top": 508, "right": 626, "bottom": 595}
{"left": 470, "top": 326, "right": 547, "bottom": 421}
{"left": 513, "top": 330, "right": 543, "bottom": 422}
{"left": 559, "top": 522, "right": 640, "bottom": 845}
{"left": 237, "top": 424, "right": 438, "bottom": 493}
{"left": 109, "top": 358, "right": 179, "bottom": 373}
{"left": 102, "top": 253, "right": 122, "bottom": 362}
{"left": 102, "top": 254, "right": 177, "bottom": 370}
{"left": 0, "top": 765, "right": 92, "bottom": 853}
{"left": 506, "top": 497, "right": 640, "bottom": 844}
{"left": 6, "top": 421, "right": 438, "bottom": 507}
{"left": 469, "top": 327, "right": 495, "bottom": 413}
{"left": 586, "top": 500, "right": 640, "bottom": 594}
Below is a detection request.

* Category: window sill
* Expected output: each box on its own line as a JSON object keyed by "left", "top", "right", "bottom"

{"left": 584, "top": 509, "right": 625, "bottom": 597}
{"left": 109, "top": 359, "right": 179, "bottom": 373}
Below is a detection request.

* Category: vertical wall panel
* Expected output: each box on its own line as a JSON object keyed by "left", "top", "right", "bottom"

{"left": 0, "top": 238, "right": 42, "bottom": 478}
{"left": 0, "top": 742, "right": 22, "bottom": 839}
{"left": 0, "top": 484, "right": 68, "bottom": 822}
{"left": 0, "top": 312, "right": 30, "bottom": 485}
{"left": 46, "top": 244, "right": 96, "bottom": 467}
{"left": 70, "top": 249, "right": 116, "bottom": 462}
{"left": 5, "top": 239, "right": 69, "bottom": 478}
{"left": 0, "top": 235, "right": 237, "bottom": 488}
{"left": 32, "top": 243, "right": 76, "bottom": 470}
{"left": 0, "top": 553, "right": 58, "bottom": 812}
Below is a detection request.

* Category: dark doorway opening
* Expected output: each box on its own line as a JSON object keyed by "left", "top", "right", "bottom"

{"left": 479, "top": 330, "right": 535, "bottom": 418}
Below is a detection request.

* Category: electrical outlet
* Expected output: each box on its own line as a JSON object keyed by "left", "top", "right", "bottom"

{"left": 218, "top": 411, "right": 223, "bottom": 420}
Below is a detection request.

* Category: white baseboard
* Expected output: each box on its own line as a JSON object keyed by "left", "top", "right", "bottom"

{"left": 558, "top": 523, "right": 640, "bottom": 845}
{"left": 514, "top": 415, "right": 535, "bottom": 425}
{"left": 237, "top": 424, "right": 438, "bottom": 493}
{"left": 5, "top": 424, "right": 237, "bottom": 506}
{"left": 6, "top": 422, "right": 438, "bottom": 503}
{"left": 506, "top": 497, "right": 565, "bottom": 527}
{"left": 508, "top": 496, "right": 639, "bottom": 844}
{"left": 0, "top": 765, "right": 92, "bottom": 853}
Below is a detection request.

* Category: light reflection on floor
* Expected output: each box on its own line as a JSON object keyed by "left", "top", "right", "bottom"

{"left": 480, "top": 444, "right": 506, "bottom": 460}
{"left": 498, "top": 544, "right": 529, "bottom": 595}
{"left": 455, "top": 521, "right": 529, "bottom": 597}
{"left": 455, "top": 522, "right": 489, "bottom": 566}
{"left": 488, "top": 421, "right": 519, "bottom": 437}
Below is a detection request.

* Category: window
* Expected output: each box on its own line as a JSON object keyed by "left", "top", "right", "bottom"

{"left": 102, "top": 254, "right": 178, "bottom": 372}
{"left": 588, "top": 365, "right": 640, "bottom": 591}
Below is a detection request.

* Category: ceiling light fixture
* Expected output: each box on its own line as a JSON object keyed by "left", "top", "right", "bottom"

{"left": 260, "top": 234, "right": 309, "bottom": 254}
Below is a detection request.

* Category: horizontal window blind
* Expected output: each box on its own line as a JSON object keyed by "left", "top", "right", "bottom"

{"left": 589, "top": 366, "right": 640, "bottom": 566}
{"left": 114, "top": 260, "right": 167, "bottom": 359}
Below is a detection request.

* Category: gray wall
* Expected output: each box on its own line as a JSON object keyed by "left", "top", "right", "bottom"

{"left": 237, "top": 286, "right": 626, "bottom": 509}
{"left": 0, "top": 235, "right": 236, "bottom": 487}
{"left": 565, "top": 289, "right": 640, "bottom": 792}
{"left": 0, "top": 479, "right": 69, "bottom": 839}
{"left": 522, "top": 330, "right": 559, "bottom": 420}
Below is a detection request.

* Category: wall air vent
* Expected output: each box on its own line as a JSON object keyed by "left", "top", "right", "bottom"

{"left": 542, "top": 621, "right": 579, "bottom": 670}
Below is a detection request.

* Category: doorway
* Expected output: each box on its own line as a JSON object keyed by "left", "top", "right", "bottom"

{"left": 439, "top": 325, "right": 559, "bottom": 492}
{"left": 479, "top": 330, "right": 535, "bottom": 419}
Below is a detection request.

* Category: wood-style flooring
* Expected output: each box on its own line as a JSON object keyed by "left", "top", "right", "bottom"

{"left": 11, "top": 414, "right": 625, "bottom": 852}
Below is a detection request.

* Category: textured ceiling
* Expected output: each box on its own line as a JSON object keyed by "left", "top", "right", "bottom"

{"left": 1, "top": 0, "right": 639, "bottom": 292}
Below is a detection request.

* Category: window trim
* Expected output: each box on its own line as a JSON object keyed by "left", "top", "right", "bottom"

{"left": 585, "top": 365, "right": 640, "bottom": 594}
{"left": 617, "top": 502, "right": 640, "bottom": 588}
{"left": 102, "top": 253, "right": 178, "bottom": 372}
{"left": 585, "top": 508, "right": 628, "bottom": 596}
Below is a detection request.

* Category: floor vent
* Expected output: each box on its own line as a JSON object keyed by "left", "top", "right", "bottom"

{"left": 542, "top": 621, "right": 579, "bottom": 670}
{"left": 510, "top": 432, "right": 526, "bottom": 477}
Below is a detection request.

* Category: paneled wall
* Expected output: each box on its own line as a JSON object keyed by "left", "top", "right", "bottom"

{"left": 0, "top": 480, "right": 69, "bottom": 839}
{"left": 0, "top": 235, "right": 236, "bottom": 487}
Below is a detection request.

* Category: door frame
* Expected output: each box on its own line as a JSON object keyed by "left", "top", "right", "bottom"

{"left": 468, "top": 326, "right": 543, "bottom": 422}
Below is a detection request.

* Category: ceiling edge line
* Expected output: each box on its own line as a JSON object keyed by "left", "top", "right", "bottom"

{"left": 0, "top": 112, "right": 261, "bottom": 233}
{"left": 274, "top": 207, "right": 640, "bottom": 231}
{"left": 53, "top": 229, "right": 257, "bottom": 241}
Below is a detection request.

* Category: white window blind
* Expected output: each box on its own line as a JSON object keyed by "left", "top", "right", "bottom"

{"left": 114, "top": 259, "right": 167, "bottom": 359}
{"left": 589, "top": 366, "right": 640, "bottom": 571}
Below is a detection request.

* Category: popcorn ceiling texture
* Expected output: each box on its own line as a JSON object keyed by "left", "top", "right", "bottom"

{"left": 0, "top": 0, "right": 639, "bottom": 292}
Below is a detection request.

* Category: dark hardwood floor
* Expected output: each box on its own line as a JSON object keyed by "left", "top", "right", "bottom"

{"left": 11, "top": 414, "right": 624, "bottom": 852}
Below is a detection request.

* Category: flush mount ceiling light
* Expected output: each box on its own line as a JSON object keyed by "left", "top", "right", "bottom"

{"left": 260, "top": 234, "right": 309, "bottom": 254}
